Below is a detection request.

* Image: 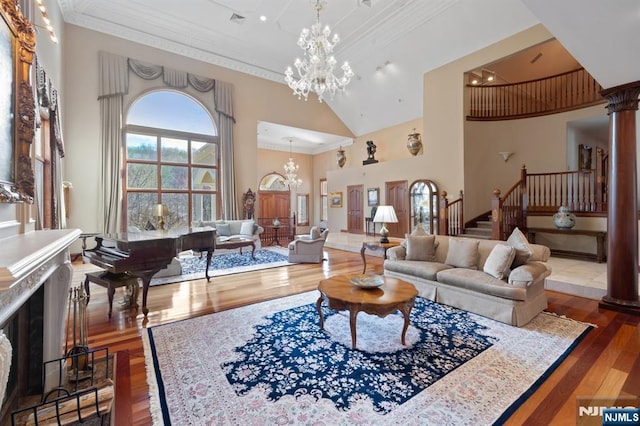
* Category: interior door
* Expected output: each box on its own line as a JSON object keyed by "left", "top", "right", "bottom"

{"left": 258, "top": 191, "right": 290, "bottom": 219}
{"left": 347, "top": 185, "right": 364, "bottom": 234}
{"left": 385, "top": 181, "right": 409, "bottom": 238}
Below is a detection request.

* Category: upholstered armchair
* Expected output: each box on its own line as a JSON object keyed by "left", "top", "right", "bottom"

{"left": 288, "top": 226, "right": 329, "bottom": 263}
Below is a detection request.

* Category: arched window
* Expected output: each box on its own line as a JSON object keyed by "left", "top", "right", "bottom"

{"left": 124, "top": 90, "right": 219, "bottom": 230}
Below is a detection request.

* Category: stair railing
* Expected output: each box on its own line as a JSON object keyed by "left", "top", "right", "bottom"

{"left": 439, "top": 190, "right": 463, "bottom": 236}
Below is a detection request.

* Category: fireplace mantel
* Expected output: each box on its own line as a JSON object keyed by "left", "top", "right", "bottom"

{"left": 0, "top": 229, "right": 81, "bottom": 415}
{"left": 0, "top": 229, "right": 80, "bottom": 326}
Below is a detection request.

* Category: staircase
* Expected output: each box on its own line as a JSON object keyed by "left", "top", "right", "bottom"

{"left": 458, "top": 212, "right": 492, "bottom": 239}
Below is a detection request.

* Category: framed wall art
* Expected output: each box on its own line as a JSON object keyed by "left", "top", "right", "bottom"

{"left": 329, "top": 191, "right": 342, "bottom": 208}
{"left": 367, "top": 188, "right": 379, "bottom": 206}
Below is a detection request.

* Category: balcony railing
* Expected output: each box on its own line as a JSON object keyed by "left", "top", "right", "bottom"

{"left": 467, "top": 68, "right": 606, "bottom": 120}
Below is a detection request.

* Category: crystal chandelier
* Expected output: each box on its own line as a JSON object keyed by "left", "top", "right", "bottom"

{"left": 284, "top": 0, "right": 354, "bottom": 103}
{"left": 283, "top": 139, "right": 302, "bottom": 189}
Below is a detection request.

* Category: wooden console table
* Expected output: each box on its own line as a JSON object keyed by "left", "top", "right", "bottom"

{"left": 526, "top": 227, "right": 607, "bottom": 263}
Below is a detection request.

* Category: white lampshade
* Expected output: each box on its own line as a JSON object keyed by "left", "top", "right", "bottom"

{"left": 372, "top": 205, "right": 398, "bottom": 224}
{"left": 372, "top": 205, "right": 398, "bottom": 243}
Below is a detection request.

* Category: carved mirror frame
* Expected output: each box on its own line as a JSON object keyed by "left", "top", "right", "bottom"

{"left": 0, "top": 0, "right": 36, "bottom": 203}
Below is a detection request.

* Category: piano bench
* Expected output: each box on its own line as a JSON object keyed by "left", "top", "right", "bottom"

{"left": 84, "top": 271, "right": 140, "bottom": 318}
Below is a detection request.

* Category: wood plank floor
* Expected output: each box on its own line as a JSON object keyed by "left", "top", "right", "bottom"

{"left": 77, "top": 247, "right": 640, "bottom": 425}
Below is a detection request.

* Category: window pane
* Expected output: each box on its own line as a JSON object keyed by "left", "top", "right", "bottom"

{"left": 320, "top": 179, "right": 328, "bottom": 196}
{"left": 321, "top": 197, "right": 328, "bottom": 221}
{"left": 297, "top": 194, "right": 309, "bottom": 226}
{"left": 192, "top": 141, "right": 217, "bottom": 166}
{"left": 162, "top": 193, "right": 189, "bottom": 229}
{"left": 192, "top": 167, "right": 217, "bottom": 190}
{"left": 161, "top": 165, "right": 188, "bottom": 189}
{"left": 161, "top": 137, "right": 188, "bottom": 163}
{"left": 126, "top": 133, "right": 157, "bottom": 160}
{"left": 127, "top": 91, "right": 216, "bottom": 136}
{"left": 192, "top": 193, "right": 217, "bottom": 223}
{"left": 127, "top": 192, "right": 158, "bottom": 230}
{"left": 127, "top": 163, "right": 157, "bottom": 189}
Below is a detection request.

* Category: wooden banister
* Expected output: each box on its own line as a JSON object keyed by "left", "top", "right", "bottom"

{"left": 439, "top": 190, "right": 463, "bottom": 236}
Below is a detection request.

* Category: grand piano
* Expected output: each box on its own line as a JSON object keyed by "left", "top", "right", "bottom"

{"left": 83, "top": 228, "right": 216, "bottom": 317}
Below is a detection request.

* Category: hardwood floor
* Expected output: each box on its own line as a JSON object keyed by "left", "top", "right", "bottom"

{"left": 78, "top": 247, "right": 640, "bottom": 425}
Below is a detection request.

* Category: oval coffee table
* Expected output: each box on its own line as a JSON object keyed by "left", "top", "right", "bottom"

{"left": 316, "top": 274, "right": 418, "bottom": 349}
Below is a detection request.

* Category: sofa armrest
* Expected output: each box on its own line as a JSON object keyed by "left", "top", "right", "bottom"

{"left": 508, "top": 261, "right": 551, "bottom": 288}
{"left": 529, "top": 243, "right": 550, "bottom": 262}
{"left": 386, "top": 245, "right": 406, "bottom": 261}
{"left": 255, "top": 225, "right": 264, "bottom": 235}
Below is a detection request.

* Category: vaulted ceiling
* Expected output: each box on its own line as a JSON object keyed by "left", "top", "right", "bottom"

{"left": 57, "top": 0, "right": 640, "bottom": 141}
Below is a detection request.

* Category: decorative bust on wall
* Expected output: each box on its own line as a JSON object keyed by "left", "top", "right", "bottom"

{"left": 363, "top": 140, "right": 378, "bottom": 165}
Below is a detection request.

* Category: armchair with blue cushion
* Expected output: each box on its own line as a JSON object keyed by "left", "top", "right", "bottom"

{"left": 288, "top": 226, "right": 329, "bottom": 263}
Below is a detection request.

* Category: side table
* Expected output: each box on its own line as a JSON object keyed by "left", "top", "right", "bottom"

{"left": 360, "top": 240, "right": 401, "bottom": 273}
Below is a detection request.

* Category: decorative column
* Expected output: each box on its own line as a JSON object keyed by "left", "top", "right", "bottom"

{"left": 600, "top": 81, "right": 640, "bottom": 314}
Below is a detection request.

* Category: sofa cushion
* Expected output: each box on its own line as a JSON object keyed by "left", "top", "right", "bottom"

{"left": 436, "top": 268, "right": 528, "bottom": 301}
{"left": 506, "top": 227, "right": 533, "bottom": 267}
{"left": 239, "top": 220, "right": 255, "bottom": 236}
{"left": 310, "top": 226, "right": 321, "bottom": 239}
{"left": 384, "top": 259, "right": 453, "bottom": 281}
{"left": 405, "top": 234, "right": 437, "bottom": 261}
{"left": 216, "top": 222, "right": 231, "bottom": 236}
{"left": 445, "top": 237, "right": 479, "bottom": 269}
{"left": 483, "top": 244, "right": 516, "bottom": 280}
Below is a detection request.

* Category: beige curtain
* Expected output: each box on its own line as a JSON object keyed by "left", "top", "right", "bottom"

{"left": 98, "top": 51, "right": 238, "bottom": 231}
{"left": 98, "top": 52, "right": 129, "bottom": 233}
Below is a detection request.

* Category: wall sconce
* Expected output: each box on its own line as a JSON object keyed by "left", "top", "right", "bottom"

{"left": 499, "top": 152, "right": 514, "bottom": 162}
{"left": 153, "top": 204, "right": 168, "bottom": 230}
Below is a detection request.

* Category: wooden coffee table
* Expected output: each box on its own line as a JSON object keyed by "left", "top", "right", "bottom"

{"left": 216, "top": 237, "right": 256, "bottom": 259}
{"left": 316, "top": 274, "right": 418, "bottom": 349}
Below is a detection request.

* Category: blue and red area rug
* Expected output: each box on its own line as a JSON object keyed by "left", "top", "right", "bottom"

{"left": 143, "top": 291, "right": 592, "bottom": 425}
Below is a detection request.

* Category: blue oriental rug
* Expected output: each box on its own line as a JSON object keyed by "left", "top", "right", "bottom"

{"left": 143, "top": 291, "right": 592, "bottom": 425}
{"left": 150, "top": 247, "right": 291, "bottom": 285}
{"left": 221, "top": 298, "right": 493, "bottom": 415}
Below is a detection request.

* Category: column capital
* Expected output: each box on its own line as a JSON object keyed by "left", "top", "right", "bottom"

{"left": 601, "top": 81, "right": 640, "bottom": 113}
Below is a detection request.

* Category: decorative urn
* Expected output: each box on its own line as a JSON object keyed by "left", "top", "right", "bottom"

{"left": 272, "top": 217, "right": 281, "bottom": 228}
{"left": 337, "top": 147, "right": 346, "bottom": 168}
{"left": 407, "top": 128, "right": 422, "bottom": 156}
{"left": 553, "top": 206, "right": 576, "bottom": 229}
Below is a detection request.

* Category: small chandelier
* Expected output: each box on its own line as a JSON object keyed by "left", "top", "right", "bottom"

{"left": 284, "top": 0, "right": 354, "bottom": 103}
{"left": 283, "top": 139, "right": 302, "bottom": 189}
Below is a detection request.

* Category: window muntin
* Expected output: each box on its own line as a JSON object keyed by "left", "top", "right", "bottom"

{"left": 124, "top": 91, "right": 219, "bottom": 230}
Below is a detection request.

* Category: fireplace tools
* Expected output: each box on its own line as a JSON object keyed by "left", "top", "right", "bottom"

{"left": 65, "top": 285, "right": 92, "bottom": 381}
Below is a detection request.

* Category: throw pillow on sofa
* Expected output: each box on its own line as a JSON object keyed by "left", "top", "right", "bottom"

{"left": 405, "top": 234, "right": 437, "bottom": 261}
{"left": 216, "top": 222, "right": 231, "bottom": 236}
{"left": 506, "top": 227, "right": 533, "bottom": 267}
{"left": 239, "top": 220, "right": 255, "bottom": 236}
{"left": 483, "top": 244, "right": 516, "bottom": 280}
{"left": 445, "top": 237, "right": 479, "bottom": 269}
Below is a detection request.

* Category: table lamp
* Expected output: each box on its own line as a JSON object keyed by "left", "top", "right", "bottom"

{"left": 153, "top": 204, "right": 168, "bottom": 230}
{"left": 372, "top": 205, "right": 398, "bottom": 243}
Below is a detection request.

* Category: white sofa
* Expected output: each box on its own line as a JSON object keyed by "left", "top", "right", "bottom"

{"left": 383, "top": 229, "right": 551, "bottom": 326}
{"left": 199, "top": 219, "right": 264, "bottom": 249}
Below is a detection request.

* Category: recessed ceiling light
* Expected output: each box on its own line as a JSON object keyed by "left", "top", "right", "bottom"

{"left": 260, "top": 15, "right": 267, "bottom": 22}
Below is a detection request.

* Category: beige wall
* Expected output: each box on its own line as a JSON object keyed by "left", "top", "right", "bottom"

{"left": 423, "top": 24, "right": 556, "bottom": 219}
{"left": 464, "top": 104, "right": 607, "bottom": 219}
{"left": 61, "top": 24, "right": 352, "bottom": 240}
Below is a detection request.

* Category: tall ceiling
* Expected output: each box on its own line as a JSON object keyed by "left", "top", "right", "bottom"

{"left": 57, "top": 0, "right": 640, "bottom": 142}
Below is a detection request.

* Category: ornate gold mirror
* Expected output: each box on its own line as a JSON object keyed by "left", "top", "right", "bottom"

{"left": 0, "top": 0, "right": 36, "bottom": 203}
